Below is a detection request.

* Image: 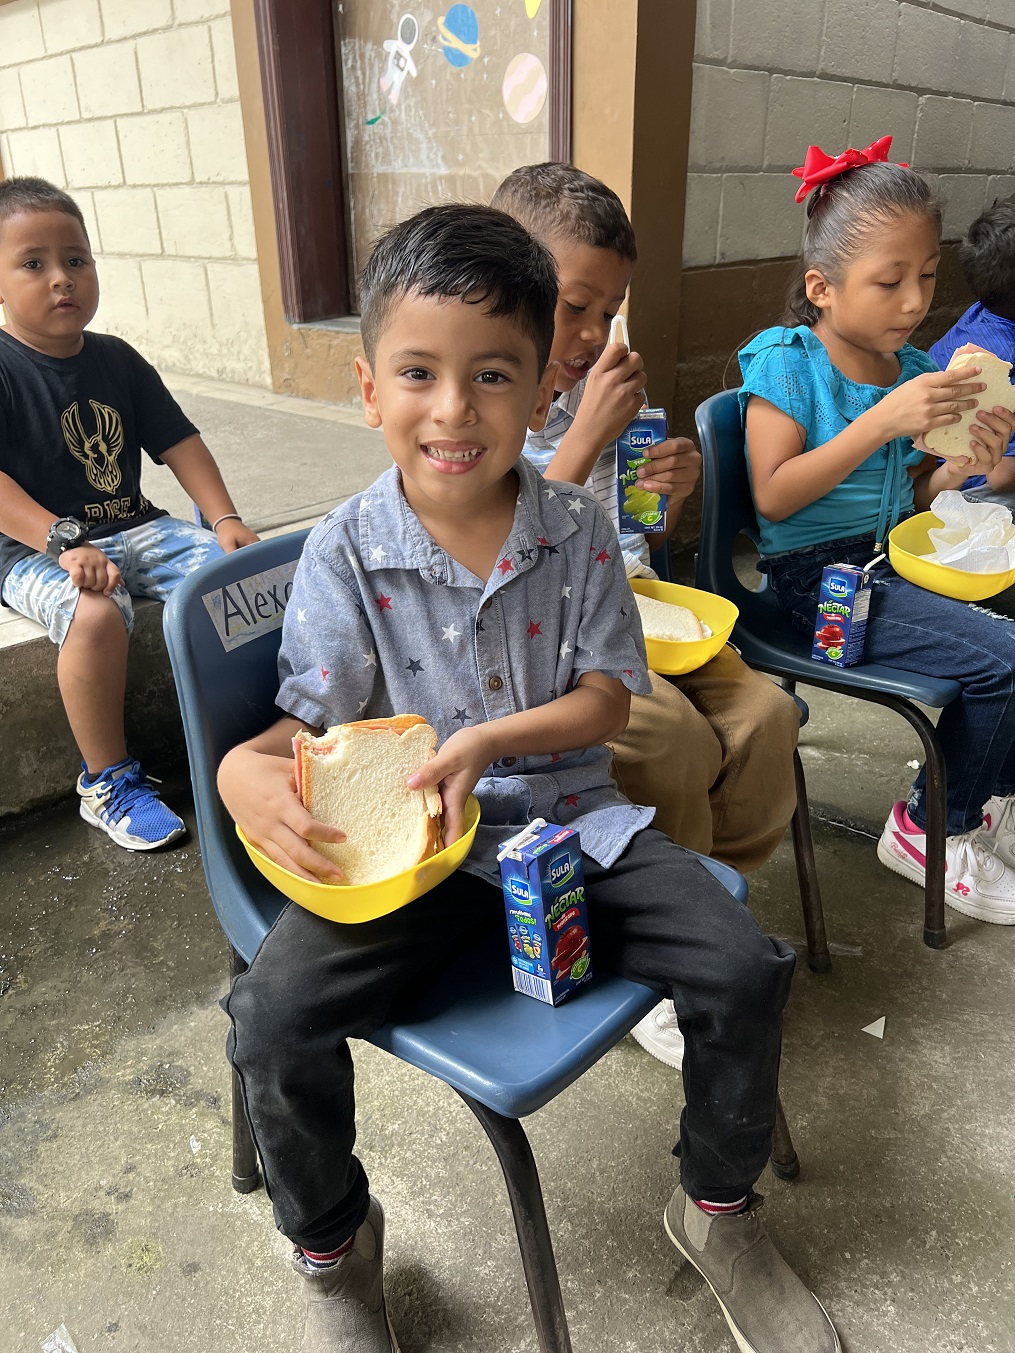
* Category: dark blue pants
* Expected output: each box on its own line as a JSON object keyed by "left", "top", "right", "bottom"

{"left": 225, "top": 828, "right": 795, "bottom": 1253}
{"left": 763, "top": 532, "right": 1015, "bottom": 834}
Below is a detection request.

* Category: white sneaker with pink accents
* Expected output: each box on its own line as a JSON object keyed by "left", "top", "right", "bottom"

{"left": 979, "top": 796, "right": 1015, "bottom": 871}
{"left": 877, "top": 801, "right": 1015, "bottom": 924}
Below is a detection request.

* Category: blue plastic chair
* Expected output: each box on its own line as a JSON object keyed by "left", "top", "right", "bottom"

{"left": 162, "top": 531, "right": 799, "bottom": 1353}
{"left": 695, "top": 389, "right": 961, "bottom": 951}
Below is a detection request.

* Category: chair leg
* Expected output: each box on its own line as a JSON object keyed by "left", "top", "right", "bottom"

{"left": 229, "top": 947, "right": 262, "bottom": 1194}
{"left": 892, "top": 704, "right": 948, "bottom": 949}
{"left": 457, "top": 1091, "right": 573, "bottom": 1353}
{"left": 770, "top": 1094, "right": 800, "bottom": 1182}
{"left": 790, "top": 748, "right": 831, "bottom": 974}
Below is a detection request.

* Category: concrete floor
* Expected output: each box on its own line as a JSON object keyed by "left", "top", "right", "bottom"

{"left": 2, "top": 375, "right": 1015, "bottom": 1352}
{"left": 3, "top": 691, "right": 1015, "bottom": 1353}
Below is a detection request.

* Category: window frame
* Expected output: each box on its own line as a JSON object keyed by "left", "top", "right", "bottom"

{"left": 253, "top": 0, "right": 573, "bottom": 325}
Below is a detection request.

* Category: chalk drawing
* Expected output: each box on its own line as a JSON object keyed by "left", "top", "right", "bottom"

{"left": 380, "top": 12, "right": 419, "bottom": 107}
{"left": 502, "top": 52, "right": 547, "bottom": 123}
{"left": 438, "top": 4, "right": 480, "bottom": 67}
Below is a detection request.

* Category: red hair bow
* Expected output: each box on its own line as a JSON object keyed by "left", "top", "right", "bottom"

{"left": 792, "top": 134, "right": 907, "bottom": 204}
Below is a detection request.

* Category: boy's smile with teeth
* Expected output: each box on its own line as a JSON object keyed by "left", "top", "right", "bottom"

{"left": 421, "top": 440, "right": 486, "bottom": 468}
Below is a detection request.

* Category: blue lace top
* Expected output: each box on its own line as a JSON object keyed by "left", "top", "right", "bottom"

{"left": 738, "top": 325, "right": 936, "bottom": 556}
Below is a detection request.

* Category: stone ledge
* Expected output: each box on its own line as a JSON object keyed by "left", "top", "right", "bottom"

{"left": 0, "top": 598, "right": 186, "bottom": 820}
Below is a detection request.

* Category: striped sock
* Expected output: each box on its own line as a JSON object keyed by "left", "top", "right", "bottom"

{"left": 694, "top": 1195, "right": 749, "bottom": 1217}
{"left": 301, "top": 1235, "right": 354, "bottom": 1269}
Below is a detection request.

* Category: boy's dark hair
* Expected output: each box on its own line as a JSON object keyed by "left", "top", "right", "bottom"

{"left": 0, "top": 176, "right": 87, "bottom": 238}
{"left": 359, "top": 204, "right": 558, "bottom": 370}
{"left": 959, "top": 196, "right": 1015, "bottom": 321}
{"left": 491, "top": 162, "right": 637, "bottom": 264}
{"left": 783, "top": 162, "right": 941, "bottom": 327}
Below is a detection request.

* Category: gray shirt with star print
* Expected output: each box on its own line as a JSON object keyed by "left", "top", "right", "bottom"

{"left": 276, "top": 455, "right": 654, "bottom": 886}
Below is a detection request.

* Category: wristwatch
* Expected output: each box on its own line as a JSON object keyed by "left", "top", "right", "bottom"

{"left": 45, "top": 517, "right": 89, "bottom": 559}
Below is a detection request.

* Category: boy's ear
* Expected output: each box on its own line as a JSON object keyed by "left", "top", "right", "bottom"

{"left": 804, "top": 268, "right": 833, "bottom": 311}
{"left": 528, "top": 361, "right": 559, "bottom": 434}
{"left": 355, "top": 355, "right": 383, "bottom": 429}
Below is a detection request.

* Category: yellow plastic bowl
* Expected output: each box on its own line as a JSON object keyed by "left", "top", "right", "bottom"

{"left": 889, "top": 512, "right": 1015, "bottom": 602}
{"left": 236, "top": 795, "right": 481, "bottom": 924}
{"left": 630, "top": 580, "right": 739, "bottom": 675}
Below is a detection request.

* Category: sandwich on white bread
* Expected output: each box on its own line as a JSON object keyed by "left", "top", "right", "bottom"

{"left": 293, "top": 715, "right": 444, "bottom": 885}
{"left": 634, "top": 593, "right": 705, "bottom": 642}
{"left": 924, "top": 346, "right": 1015, "bottom": 461}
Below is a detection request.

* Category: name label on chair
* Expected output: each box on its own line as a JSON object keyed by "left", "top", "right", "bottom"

{"left": 202, "top": 561, "right": 298, "bottom": 651}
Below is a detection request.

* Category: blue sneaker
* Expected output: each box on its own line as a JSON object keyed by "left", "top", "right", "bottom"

{"left": 76, "top": 758, "right": 186, "bottom": 851}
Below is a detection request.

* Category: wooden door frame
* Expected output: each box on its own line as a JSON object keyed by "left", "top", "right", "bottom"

{"left": 252, "top": 0, "right": 573, "bottom": 325}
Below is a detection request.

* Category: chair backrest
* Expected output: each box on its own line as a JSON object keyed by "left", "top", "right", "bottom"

{"left": 163, "top": 531, "right": 311, "bottom": 962}
{"left": 695, "top": 388, "right": 808, "bottom": 652}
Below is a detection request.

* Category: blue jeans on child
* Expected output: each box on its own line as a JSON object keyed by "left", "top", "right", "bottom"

{"left": 1, "top": 517, "right": 222, "bottom": 647}
{"left": 761, "top": 530, "right": 1015, "bottom": 836}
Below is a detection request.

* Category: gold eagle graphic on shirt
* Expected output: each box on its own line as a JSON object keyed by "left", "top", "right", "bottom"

{"left": 61, "top": 400, "right": 124, "bottom": 495}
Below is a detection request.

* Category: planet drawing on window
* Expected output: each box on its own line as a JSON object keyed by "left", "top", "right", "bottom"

{"left": 438, "top": 4, "right": 480, "bottom": 68}
{"left": 502, "top": 52, "right": 548, "bottom": 124}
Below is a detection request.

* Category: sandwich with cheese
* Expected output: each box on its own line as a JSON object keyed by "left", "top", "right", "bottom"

{"left": 293, "top": 715, "right": 444, "bottom": 884}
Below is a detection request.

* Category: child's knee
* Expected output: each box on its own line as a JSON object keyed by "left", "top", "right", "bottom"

{"left": 64, "top": 588, "right": 129, "bottom": 643}
{"left": 721, "top": 932, "right": 796, "bottom": 1022}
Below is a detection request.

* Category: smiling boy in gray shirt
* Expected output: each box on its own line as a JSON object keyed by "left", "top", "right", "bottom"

{"left": 217, "top": 204, "right": 837, "bottom": 1353}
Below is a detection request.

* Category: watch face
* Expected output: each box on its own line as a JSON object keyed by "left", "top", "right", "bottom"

{"left": 49, "top": 519, "right": 86, "bottom": 553}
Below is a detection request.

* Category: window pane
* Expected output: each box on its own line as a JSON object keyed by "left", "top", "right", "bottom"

{"left": 336, "top": 1, "right": 552, "bottom": 308}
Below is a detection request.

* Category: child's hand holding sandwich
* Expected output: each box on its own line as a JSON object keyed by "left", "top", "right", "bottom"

{"left": 217, "top": 716, "right": 347, "bottom": 883}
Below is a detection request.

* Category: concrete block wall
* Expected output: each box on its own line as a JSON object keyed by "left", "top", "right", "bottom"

{"left": 685, "top": 0, "right": 1015, "bottom": 266}
{"left": 0, "top": 0, "right": 270, "bottom": 386}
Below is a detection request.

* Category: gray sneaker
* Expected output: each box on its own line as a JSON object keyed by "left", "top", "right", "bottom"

{"left": 292, "top": 1197, "right": 400, "bottom": 1352}
{"left": 663, "top": 1186, "right": 839, "bottom": 1353}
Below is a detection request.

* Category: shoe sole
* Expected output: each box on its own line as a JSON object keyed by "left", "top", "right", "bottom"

{"left": 630, "top": 1026, "right": 685, "bottom": 1070}
{"left": 79, "top": 801, "right": 186, "bottom": 852}
{"left": 876, "top": 839, "right": 1015, "bottom": 926}
{"left": 663, "top": 1207, "right": 841, "bottom": 1353}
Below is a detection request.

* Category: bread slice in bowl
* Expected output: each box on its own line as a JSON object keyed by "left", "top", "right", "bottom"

{"left": 634, "top": 592, "right": 705, "bottom": 642}
{"left": 293, "top": 715, "right": 444, "bottom": 885}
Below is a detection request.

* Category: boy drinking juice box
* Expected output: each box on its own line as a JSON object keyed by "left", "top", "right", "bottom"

{"left": 498, "top": 819, "right": 592, "bottom": 1005}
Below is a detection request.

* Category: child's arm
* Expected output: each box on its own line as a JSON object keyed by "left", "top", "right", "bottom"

{"left": 987, "top": 453, "right": 1015, "bottom": 494}
{"left": 747, "top": 368, "right": 987, "bottom": 521}
{"left": 408, "top": 673, "right": 630, "bottom": 846}
{"left": 217, "top": 714, "right": 348, "bottom": 882}
{"left": 542, "top": 342, "right": 646, "bottom": 485}
{"left": 0, "top": 470, "right": 121, "bottom": 593}
{"left": 160, "top": 434, "right": 259, "bottom": 551}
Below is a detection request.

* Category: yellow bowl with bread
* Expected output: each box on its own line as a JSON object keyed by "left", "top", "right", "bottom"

{"left": 630, "top": 579, "right": 738, "bottom": 675}
{"left": 888, "top": 513, "right": 1015, "bottom": 602}
{"left": 237, "top": 794, "right": 481, "bottom": 924}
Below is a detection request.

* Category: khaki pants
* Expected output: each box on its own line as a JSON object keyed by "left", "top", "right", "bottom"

{"left": 609, "top": 646, "right": 800, "bottom": 874}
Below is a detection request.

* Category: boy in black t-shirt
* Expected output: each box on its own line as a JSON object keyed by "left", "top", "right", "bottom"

{"left": 0, "top": 177, "right": 258, "bottom": 849}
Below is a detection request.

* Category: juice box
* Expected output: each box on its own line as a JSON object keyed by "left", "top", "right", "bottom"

{"left": 497, "top": 819, "right": 592, "bottom": 1006}
{"left": 812, "top": 564, "right": 872, "bottom": 667}
{"left": 617, "top": 407, "right": 668, "bottom": 532}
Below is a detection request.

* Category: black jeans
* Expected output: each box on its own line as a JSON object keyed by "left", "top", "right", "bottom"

{"left": 225, "top": 828, "right": 795, "bottom": 1252}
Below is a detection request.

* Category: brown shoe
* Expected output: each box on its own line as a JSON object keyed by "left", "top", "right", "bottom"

{"left": 292, "top": 1197, "right": 399, "bottom": 1352}
{"left": 664, "top": 1186, "right": 839, "bottom": 1353}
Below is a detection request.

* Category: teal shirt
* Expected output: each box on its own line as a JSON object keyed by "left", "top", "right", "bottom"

{"left": 737, "top": 325, "right": 937, "bottom": 556}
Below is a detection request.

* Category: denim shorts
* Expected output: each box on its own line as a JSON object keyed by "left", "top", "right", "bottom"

{"left": 1, "top": 516, "right": 223, "bottom": 648}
